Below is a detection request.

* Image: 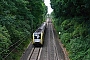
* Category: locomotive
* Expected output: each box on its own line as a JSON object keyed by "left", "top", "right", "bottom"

{"left": 32, "top": 22, "right": 46, "bottom": 46}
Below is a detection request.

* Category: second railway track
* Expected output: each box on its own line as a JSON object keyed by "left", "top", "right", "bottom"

{"left": 27, "top": 47, "right": 42, "bottom": 60}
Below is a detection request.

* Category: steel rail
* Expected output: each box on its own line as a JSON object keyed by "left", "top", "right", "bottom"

{"left": 51, "top": 23, "right": 60, "bottom": 60}
{"left": 27, "top": 47, "right": 42, "bottom": 60}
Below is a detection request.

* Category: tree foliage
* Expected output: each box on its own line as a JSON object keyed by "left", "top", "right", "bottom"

{"left": 51, "top": 0, "right": 90, "bottom": 60}
{"left": 0, "top": 0, "right": 47, "bottom": 60}
{"left": 51, "top": 0, "right": 90, "bottom": 19}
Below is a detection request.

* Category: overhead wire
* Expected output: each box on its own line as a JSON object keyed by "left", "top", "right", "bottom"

{"left": 1, "top": 35, "right": 29, "bottom": 59}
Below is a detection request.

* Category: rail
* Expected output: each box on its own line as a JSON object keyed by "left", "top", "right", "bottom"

{"left": 27, "top": 47, "right": 42, "bottom": 60}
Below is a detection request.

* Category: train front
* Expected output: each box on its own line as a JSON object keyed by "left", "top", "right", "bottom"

{"left": 33, "top": 32, "right": 43, "bottom": 46}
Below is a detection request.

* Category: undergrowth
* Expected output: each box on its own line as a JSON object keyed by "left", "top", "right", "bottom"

{"left": 53, "top": 17, "right": 90, "bottom": 60}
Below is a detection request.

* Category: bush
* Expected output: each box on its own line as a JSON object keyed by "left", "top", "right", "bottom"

{"left": 53, "top": 17, "right": 90, "bottom": 60}
{"left": 0, "top": 25, "right": 11, "bottom": 60}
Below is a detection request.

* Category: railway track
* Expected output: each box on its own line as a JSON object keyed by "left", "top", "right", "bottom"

{"left": 27, "top": 47, "right": 42, "bottom": 60}
{"left": 21, "top": 18, "right": 68, "bottom": 60}
{"left": 47, "top": 23, "right": 60, "bottom": 60}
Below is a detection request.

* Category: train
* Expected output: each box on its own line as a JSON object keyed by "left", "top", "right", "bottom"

{"left": 32, "top": 22, "right": 46, "bottom": 46}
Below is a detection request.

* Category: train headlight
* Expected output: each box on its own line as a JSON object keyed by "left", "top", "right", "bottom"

{"left": 34, "top": 39, "right": 40, "bottom": 42}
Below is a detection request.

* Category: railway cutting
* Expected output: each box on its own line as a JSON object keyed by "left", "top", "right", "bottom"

{"left": 20, "top": 18, "right": 69, "bottom": 60}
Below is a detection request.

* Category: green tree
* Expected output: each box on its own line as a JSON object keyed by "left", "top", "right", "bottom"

{"left": 50, "top": 0, "right": 90, "bottom": 60}
{"left": 0, "top": 0, "right": 47, "bottom": 59}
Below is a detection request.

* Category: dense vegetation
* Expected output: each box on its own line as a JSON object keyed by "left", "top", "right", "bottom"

{"left": 50, "top": 0, "right": 90, "bottom": 60}
{"left": 0, "top": 0, "right": 47, "bottom": 60}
